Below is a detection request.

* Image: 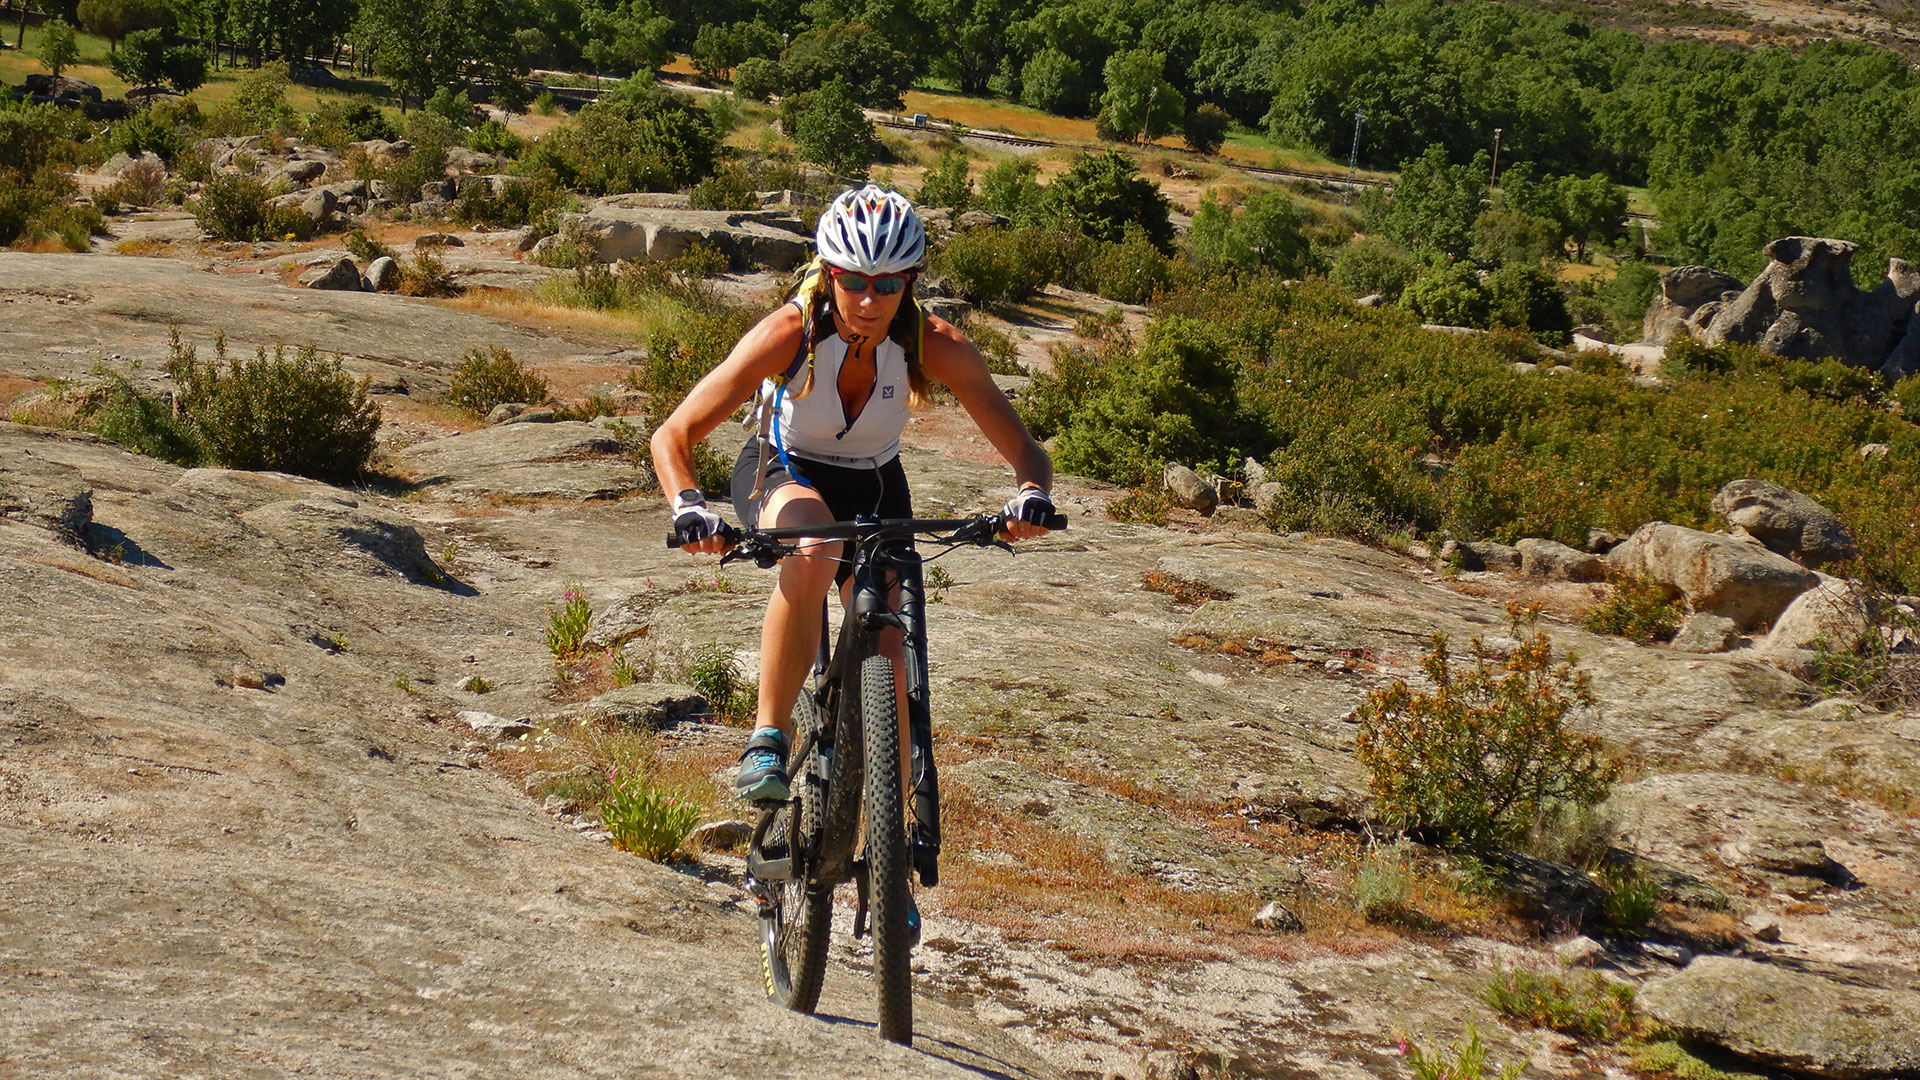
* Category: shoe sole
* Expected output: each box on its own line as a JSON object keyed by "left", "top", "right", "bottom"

{"left": 737, "top": 776, "right": 791, "bottom": 802}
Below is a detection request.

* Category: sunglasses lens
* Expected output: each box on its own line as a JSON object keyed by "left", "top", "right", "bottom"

{"left": 836, "top": 271, "right": 872, "bottom": 292}
{"left": 873, "top": 275, "right": 907, "bottom": 295}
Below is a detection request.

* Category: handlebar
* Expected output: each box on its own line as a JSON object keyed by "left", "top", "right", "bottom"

{"left": 664, "top": 510, "right": 1067, "bottom": 557}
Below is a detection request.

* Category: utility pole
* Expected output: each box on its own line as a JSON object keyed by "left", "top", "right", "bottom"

{"left": 1489, "top": 127, "right": 1503, "bottom": 196}
{"left": 1343, "top": 110, "right": 1364, "bottom": 206}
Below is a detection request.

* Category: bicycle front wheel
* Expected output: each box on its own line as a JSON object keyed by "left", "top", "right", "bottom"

{"left": 761, "top": 694, "right": 832, "bottom": 1013}
{"left": 859, "top": 653, "right": 913, "bottom": 1045}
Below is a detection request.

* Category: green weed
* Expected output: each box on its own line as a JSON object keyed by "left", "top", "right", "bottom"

{"left": 1481, "top": 965, "right": 1636, "bottom": 1042}
{"left": 545, "top": 584, "right": 593, "bottom": 665}
{"left": 600, "top": 769, "right": 703, "bottom": 860}
{"left": 1583, "top": 572, "right": 1683, "bottom": 643}
{"left": 1399, "top": 1024, "right": 1522, "bottom": 1080}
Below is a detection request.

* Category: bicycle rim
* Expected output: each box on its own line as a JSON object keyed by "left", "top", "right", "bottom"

{"left": 859, "top": 653, "right": 913, "bottom": 1045}
{"left": 761, "top": 696, "right": 832, "bottom": 1012}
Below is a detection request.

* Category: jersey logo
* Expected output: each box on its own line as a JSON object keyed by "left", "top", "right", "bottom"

{"left": 881, "top": 385, "right": 895, "bottom": 399}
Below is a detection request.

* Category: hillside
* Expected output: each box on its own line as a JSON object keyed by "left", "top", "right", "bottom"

{"left": 4, "top": 246, "right": 1918, "bottom": 1080}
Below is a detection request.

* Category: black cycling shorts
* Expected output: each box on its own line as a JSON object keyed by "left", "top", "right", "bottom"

{"left": 731, "top": 439, "right": 913, "bottom": 582}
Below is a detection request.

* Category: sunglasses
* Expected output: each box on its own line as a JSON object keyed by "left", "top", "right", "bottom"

{"left": 828, "top": 266, "right": 912, "bottom": 295}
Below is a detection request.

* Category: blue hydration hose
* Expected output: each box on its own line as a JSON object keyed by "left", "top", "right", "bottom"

{"left": 769, "top": 380, "right": 811, "bottom": 488}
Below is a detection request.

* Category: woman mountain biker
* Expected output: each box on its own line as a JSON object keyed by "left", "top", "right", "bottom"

{"left": 651, "top": 183, "right": 1058, "bottom": 808}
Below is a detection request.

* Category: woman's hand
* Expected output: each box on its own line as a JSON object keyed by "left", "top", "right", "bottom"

{"left": 1001, "top": 486, "right": 1057, "bottom": 541}
{"left": 672, "top": 502, "right": 731, "bottom": 554}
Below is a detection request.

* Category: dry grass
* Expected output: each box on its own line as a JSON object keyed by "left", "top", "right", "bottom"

{"left": 1142, "top": 570, "right": 1235, "bottom": 606}
{"left": 30, "top": 557, "right": 141, "bottom": 589}
{"left": 6, "top": 395, "right": 83, "bottom": 428}
{"left": 1173, "top": 632, "right": 1304, "bottom": 667}
{"left": 442, "top": 288, "right": 670, "bottom": 343}
{"left": 0, "top": 377, "right": 47, "bottom": 408}
{"left": 113, "top": 238, "right": 174, "bottom": 257}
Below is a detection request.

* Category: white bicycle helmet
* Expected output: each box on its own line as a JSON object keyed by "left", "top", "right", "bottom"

{"left": 814, "top": 184, "right": 926, "bottom": 274}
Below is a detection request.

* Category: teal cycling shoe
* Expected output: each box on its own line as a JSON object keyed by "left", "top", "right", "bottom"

{"left": 906, "top": 894, "right": 921, "bottom": 949}
{"left": 735, "top": 727, "right": 790, "bottom": 802}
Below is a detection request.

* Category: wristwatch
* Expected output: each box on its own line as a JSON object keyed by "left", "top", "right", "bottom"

{"left": 674, "top": 489, "right": 706, "bottom": 512}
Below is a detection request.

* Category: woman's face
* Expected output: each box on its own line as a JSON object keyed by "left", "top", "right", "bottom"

{"left": 827, "top": 266, "right": 912, "bottom": 342}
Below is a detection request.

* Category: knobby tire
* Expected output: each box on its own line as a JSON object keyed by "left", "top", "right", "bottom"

{"left": 860, "top": 653, "right": 913, "bottom": 1045}
{"left": 762, "top": 694, "right": 831, "bottom": 1012}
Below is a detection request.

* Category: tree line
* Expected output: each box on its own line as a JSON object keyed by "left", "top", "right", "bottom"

{"left": 19, "top": 0, "right": 1918, "bottom": 280}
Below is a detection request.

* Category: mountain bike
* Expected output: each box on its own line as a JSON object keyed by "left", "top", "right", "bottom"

{"left": 674, "top": 509, "right": 1063, "bottom": 1045}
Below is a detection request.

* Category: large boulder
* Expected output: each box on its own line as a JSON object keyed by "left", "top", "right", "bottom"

{"left": 1710, "top": 479, "right": 1859, "bottom": 568}
{"left": 1763, "top": 573, "right": 1876, "bottom": 652}
{"left": 1606, "top": 522, "right": 1818, "bottom": 630}
{"left": 1638, "top": 956, "right": 1920, "bottom": 1079}
{"left": 298, "top": 257, "right": 363, "bottom": 291}
{"left": 1703, "top": 237, "right": 1920, "bottom": 370}
{"left": 1515, "top": 537, "right": 1605, "bottom": 581}
{"left": 560, "top": 200, "right": 812, "bottom": 271}
{"left": 23, "top": 73, "right": 102, "bottom": 103}
{"left": 1642, "top": 265, "right": 1743, "bottom": 345}
{"left": 100, "top": 150, "right": 164, "bottom": 179}
{"left": 1162, "top": 464, "right": 1218, "bottom": 514}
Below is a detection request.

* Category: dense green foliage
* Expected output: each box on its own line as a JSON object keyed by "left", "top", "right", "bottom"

{"left": 0, "top": 99, "right": 105, "bottom": 251}
{"left": 519, "top": 77, "right": 719, "bottom": 194}
{"left": 449, "top": 346, "right": 552, "bottom": 415}
{"left": 109, "top": 29, "right": 209, "bottom": 91}
{"left": 1021, "top": 277, "right": 1920, "bottom": 590}
{"left": 162, "top": 334, "right": 383, "bottom": 482}
{"left": 784, "top": 78, "right": 875, "bottom": 177}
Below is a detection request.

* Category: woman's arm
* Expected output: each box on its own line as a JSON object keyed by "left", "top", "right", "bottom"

{"left": 651, "top": 304, "right": 804, "bottom": 543}
{"left": 919, "top": 315, "right": 1055, "bottom": 532}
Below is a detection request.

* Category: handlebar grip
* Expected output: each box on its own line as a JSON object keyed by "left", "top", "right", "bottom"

{"left": 666, "top": 522, "right": 740, "bottom": 549}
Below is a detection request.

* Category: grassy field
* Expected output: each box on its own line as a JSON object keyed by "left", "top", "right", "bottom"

{"left": 2, "top": 24, "right": 398, "bottom": 115}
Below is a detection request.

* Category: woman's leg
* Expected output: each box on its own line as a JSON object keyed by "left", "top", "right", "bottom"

{"left": 754, "top": 482, "right": 838, "bottom": 738}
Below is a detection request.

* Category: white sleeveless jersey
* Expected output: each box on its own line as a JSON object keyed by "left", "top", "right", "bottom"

{"left": 761, "top": 333, "right": 911, "bottom": 469}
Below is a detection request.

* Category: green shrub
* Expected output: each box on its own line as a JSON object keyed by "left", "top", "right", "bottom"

{"left": 960, "top": 318, "right": 1023, "bottom": 374}
{"left": 190, "top": 174, "right": 310, "bottom": 242}
{"left": 1330, "top": 239, "right": 1419, "bottom": 301}
{"left": 80, "top": 367, "right": 202, "bottom": 465}
{"left": 1482, "top": 966, "right": 1636, "bottom": 1042}
{"left": 1891, "top": 373, "right": 1920, "bottom": 416}
{"left": 304, "top": 99, "right": 397, "bottom": 149}
{"left": 104, "top": 109, "right": 185, "bottom": 164}
{"left": 465, "top": 119, "right": 524, "bottom": 158}
{"left": 452, "top": 178, "right": 565, "bottom": 228}
{"left": 519, "top": 79, "right": 718, "bottom": 195}
{"left": 222, "top": 61, "right": 296, "bottom": 134}
{"left": 1582, "top": 572, "right": 1682, "bottom": 643}
{"left": 1402, "top": 259, "right": 1492, "bottom": 327}
{"left": 689, "top": 163, "right": 758, "bottom": 210}
{"left": 1602, "top": 865, "right": 1661, "bottom": 937}
{"left": 395, "top": 252, "right": 457, "bottom": 298}
{"left": 978, "top": 158, "right": 1046, "bottom": 223}
{"left": 1354, "top": 632, "right": 1620, "bottom": 849}
{"left": 600, "top": 770, "right": 703, "bottom": 860}
{"left": 1188, "top": 191, "right": 1316, "bottom": 278}
{"left": 345, "top": 227, "right": 392, "bottom": 262}
{"left": 917, "top": 149, "right": 974, "bottom": 210}
{"left": 1043, "top": 149, "right": 1173, "bottom": 252}
{"left": 1026, "top": 317, "right": 1249, "bottom": 487}
{"left": 1603, "top": 259, "right": 1661, "bottom": 327}
{"left": 1086, "top": 227, "right": 1186, "bottom": 304}
{"left": 638, "top": 307, "right": 757, "bottom": 425}
{"left": 1487, "top": 264, "right": 1573, "bottom": 344}
{"left": 164, "top": 332, "right": 381, "bottom": 482}
{"left": 731, "top": 56, "right": 783, "bottom": 102}
{"left": 449, "top": 345, "right": 550, "bottom": 414}
{"left": 935, "top": 226, "right": 1049, "bottom": 308}
{"left": 787, "top": 78, "right": 873, "bottom": 177}
{"left": 1182, "top": 103, "right": 1231, "bottom": 154}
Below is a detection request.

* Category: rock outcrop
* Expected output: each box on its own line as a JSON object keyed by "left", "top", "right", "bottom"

{"left": 559, "top": 198, "right": 813, "bottom": 269}
{"left": 1643, "top": 265, "right": 1744, "bottom": 345}
{"left": 1711, "top": 479, "right": 1859, "bottom": 568}
{"left": 1605, "top": 521, "right": 1818, "bottom": 630}
{"left": 1639, "top": 957, "right": 1920, "bottom": 1079}
{"left": 1693, "top": 237, "right": 1920, "bottom": 372}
